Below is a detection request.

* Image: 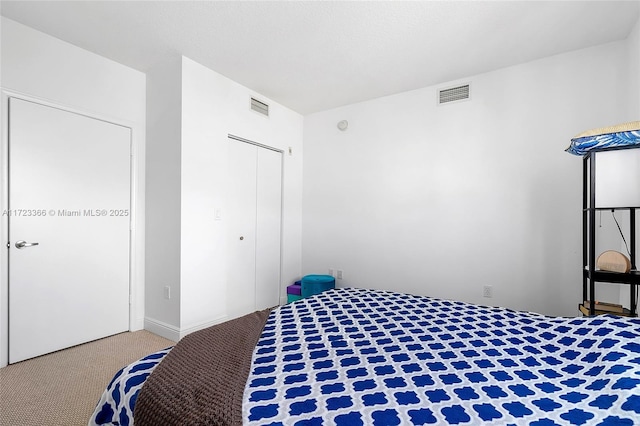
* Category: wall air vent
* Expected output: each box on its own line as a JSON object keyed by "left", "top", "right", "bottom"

{"left": 438, "top": 84, "right": 470, "bottom": 105}
{"left": 251, "top": 97, "right": 269, "bottom": 116}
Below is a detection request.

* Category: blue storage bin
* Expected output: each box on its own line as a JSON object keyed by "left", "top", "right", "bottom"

{"left": 286, "top": 281, "right": 302, "bottom": 304}
{"left": 287, "top": 294, "right": 303, "bottom": 303}
{"left": 301, "top": 274, "right": 335, "bottom": 298}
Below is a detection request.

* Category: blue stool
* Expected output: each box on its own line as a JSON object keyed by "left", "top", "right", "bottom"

{"left": 301, "top": 274, "right": 335, "bottom": 298}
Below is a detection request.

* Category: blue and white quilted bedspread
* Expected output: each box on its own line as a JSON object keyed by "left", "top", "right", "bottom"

{"left": 243, "top": 288, "right": 640, "bottom": 425}
{"left": 89, "top": 347, "right": 172, "bottom": 426}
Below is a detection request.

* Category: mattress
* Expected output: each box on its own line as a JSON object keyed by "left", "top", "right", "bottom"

{"left": 90, "top": 288, "right": 640, "bottom": 425}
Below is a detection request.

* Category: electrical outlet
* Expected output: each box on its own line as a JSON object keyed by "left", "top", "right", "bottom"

{"left": 337, "top": 270, "right": 343, "bottom": 280}
{"left": 329, "top": 268, "right": 335, "bottom": 277}
{"left": 482, "top": 285, "right": 493, "bottom": 298}
{"left": 164, "top": 286, "right": 171, "bottom": 300}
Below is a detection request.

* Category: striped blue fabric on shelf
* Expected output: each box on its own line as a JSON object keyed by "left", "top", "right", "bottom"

{"left": 566, "top": 121, "right": 640, "bottom": 156}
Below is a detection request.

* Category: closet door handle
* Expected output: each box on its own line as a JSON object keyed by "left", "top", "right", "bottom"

{"left": 239, "top": 236, "right": 244, "bottom": 241}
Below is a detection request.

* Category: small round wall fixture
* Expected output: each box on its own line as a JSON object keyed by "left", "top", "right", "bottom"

{"left": 337, "top": 120, "right": 349, "bottom": 131}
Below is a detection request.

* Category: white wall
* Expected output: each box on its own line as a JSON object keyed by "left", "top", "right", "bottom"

{"left": 0, "top": 18, "right": 146, "bottom": 367}
{"left": 302, "top": 39, "right": 633, "bottom": 317}
{"left": 145, "top": 56, "right": 304, "bottom": 339}
{"left": 628, "top": 16, "right": 640, "bottom": 118}
{"left": 180, "top": 57, "right": 303, "bottom": 332}
{"left": 145, "top": 57, "right": 182, "bottom": 330}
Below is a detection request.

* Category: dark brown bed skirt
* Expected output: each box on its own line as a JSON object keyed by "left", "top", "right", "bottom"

{"left": 134, "top": 308, "right": 272, "bottom": 426}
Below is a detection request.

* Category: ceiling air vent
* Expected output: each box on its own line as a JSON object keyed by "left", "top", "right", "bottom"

{"left": 438, "top": 84, "right": 470, "bottom": 105}
{"left": 251, "top": 97, "right": 269, "bottom": 116}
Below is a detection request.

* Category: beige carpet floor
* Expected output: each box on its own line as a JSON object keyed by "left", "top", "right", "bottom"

{"left": 0, "top": 330, "right": 175, "bottom": 426}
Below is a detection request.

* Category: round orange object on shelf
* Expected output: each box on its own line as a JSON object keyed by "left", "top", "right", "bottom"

{"left": 596, "top": 250, "right": 631, "bottom": 273}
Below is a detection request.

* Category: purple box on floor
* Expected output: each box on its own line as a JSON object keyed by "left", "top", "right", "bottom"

{"left": 287, "top": 282, "right": 302, "bottom": 296}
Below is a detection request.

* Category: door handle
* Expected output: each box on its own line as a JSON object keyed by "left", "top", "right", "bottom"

{"left": 15, "top": 240, "right": 39, "bottom": 249}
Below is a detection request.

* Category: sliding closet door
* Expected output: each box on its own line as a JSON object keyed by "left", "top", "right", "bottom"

{"left": 227, "top": 141, "right": 258, "bottom": 316}
{"left": 227, "top": 137, "right": 282, "bottom": 316}
{"left": 255, "top": 148, "right": 282, "bottom": 310}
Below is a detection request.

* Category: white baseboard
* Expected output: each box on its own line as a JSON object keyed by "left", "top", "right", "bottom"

{"left": 144, "top": 317, "right": 181, "bottom": 342}
{"left": 178, "top": 315, "right": 228, "bottom": 340}
{"left": 144, "top": 315, "right": 229, "bottom": 342}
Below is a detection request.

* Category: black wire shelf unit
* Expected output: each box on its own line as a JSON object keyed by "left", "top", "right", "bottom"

{"left": 582, "top": 149, "right": 639, "bottom": 317}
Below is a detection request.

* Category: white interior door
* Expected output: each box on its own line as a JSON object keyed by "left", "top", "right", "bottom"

{"left": 8, "top": 97, "right": 131, "bottom": 363}
{"left": 227, "top": 137, "right": 282, "bottom": 316}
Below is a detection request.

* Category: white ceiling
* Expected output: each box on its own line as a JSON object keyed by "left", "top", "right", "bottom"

{"left": 1, "top": 1, "right": 639, "bottom": 115}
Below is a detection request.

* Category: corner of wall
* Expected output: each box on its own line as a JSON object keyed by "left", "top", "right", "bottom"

{"left": 145, "top": 56, "right": 183, "bottom": 329}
